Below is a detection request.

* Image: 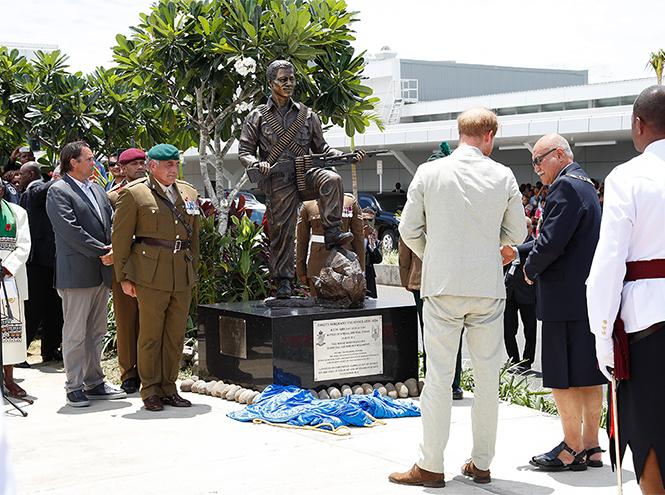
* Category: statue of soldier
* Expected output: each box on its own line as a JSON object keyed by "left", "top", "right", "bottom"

{"left": 238, "top": 60, "right": 365, "bottom": 299}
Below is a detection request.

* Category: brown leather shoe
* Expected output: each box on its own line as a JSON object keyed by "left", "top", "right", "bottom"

{"left": 143, "top": 394, "right": 164, "bottom": 411}
{"left": 461, "top": 459, "right": 491, "bottom": 483}
{"left": 388, "top": 464, "right": 445, "bottom": 488}
{"left": 161, "top": 393, "right": 191, "bottom": 407}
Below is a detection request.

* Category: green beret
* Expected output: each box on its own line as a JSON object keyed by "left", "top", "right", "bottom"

{"left": 148, "top": 143, "right": 180, "bottom": 161}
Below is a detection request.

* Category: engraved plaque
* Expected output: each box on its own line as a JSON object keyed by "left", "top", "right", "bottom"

{"left": 313, "top": 315, "right": 383, "bottom": 381}
{"left": 219, "top": 316, "right": 247, "bottom": 359}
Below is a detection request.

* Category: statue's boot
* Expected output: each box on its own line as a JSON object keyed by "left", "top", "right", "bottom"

{"left": 324, "top": 227, "right": 354, "bottom": 250}
{"left": 276, "top": 279, "right": 292, "bottom": 299}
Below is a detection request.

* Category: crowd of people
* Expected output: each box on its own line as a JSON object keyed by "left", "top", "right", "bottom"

{"left": 1, "top": 141, "right": 199, "bottom": 414}
{"left": 2, "top": 62, "right": 664, "bottom": 495}
{"left": 389, "top": 85, "right": 665, "bottom": 495}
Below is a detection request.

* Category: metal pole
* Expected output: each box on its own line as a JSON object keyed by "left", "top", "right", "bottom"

{"left": 611, "top": 377, "right": 622, "bottom": 494}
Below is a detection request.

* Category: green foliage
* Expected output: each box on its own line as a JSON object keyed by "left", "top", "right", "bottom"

{"left": 112, "top": 0, "right": 378, "bottom": 211}
{"left": 218, "top": 214, "right": 271, "bottom": 302}
{"left": 380, "top": 248, "right": 398, "bottom": 265}
{"left": 102, "top": 293, "right": 118, "bottom": 354}
{"left": 0, "top": 45, "right": 187, "bottom": 162}
{"left": 460, "top": 361, "right": 558, "bottom": 416}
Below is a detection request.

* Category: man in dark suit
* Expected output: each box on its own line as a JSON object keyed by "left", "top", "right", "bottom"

{"left": 18, "top": 161, "right": 63, "bottom": 362}
{"left": 503, "top": 134, "right": 605, "bottom": 471}
{"left": 362, "top": 207, "right": 382, "bottom": 298}
{"left": 46, "top": 141, "right": 126, "bottom": 407}
{"left": 501, "top": 217, "right": 537, "bottom": 371}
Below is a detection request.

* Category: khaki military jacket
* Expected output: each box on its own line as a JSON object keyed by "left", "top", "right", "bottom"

{"left": 296, "top": 193, "right": 365, "bottom": 278}
{"left": 107, "top": 179, "right": 128, "bottom": 210}
{"left": 398, "top": 237, "right": 422, "bottom": 290}
{"left": 112, "top": 174, "right": 200, "bottom": 292}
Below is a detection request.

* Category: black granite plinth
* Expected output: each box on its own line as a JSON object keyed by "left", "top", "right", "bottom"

{"left": 198, "top": 299, "right": 418, "bottom": 391}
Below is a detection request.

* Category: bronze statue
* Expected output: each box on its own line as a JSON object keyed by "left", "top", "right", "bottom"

{"left": 238, "top": 60, "right": 366, "bottom": 299}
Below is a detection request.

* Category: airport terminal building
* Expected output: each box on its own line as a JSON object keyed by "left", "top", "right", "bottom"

{"left": 182, "top": 48, "right": 655, "bottom": 193}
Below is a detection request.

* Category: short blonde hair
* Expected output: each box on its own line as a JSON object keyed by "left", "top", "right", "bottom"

{"left": 457, "top": 107, "right": 499, "bottom": 139}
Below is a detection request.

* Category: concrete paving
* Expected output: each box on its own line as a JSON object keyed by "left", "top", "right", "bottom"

{"left": 5, "top": 361, "right": 639, "bottom": 494}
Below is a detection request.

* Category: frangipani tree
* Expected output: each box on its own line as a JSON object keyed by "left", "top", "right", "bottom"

{"left": 113, "top": 0, "right": 380, "bottom": 230}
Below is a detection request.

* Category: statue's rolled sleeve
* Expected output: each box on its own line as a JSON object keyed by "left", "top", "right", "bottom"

{"left": 238, "top": 111, "right": 262, "bottom": 169}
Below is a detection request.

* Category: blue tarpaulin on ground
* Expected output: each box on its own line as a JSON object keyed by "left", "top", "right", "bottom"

{"left": 227, "top": 385, "right": 420, "bottom": 434}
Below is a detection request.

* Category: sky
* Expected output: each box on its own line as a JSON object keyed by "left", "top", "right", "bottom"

{"left": 1, "top": 0, "right": 663, "bottom": 83}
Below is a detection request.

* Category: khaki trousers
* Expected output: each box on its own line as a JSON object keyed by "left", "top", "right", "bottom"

{"left": 135, "top": 285, "right": 190, "bottom": 399}
{"left": 417, "top": 294, "right": 504, "bottom": 473}
{"left": 111, "top": 271, "right": 140, "bottom": 382}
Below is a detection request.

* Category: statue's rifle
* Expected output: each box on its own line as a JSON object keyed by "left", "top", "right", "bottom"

{"left": 246, "top": 150, "right": 389, "bottom": 186}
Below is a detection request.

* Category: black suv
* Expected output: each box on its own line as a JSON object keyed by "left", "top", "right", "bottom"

{"left": 357, "top": 192, "right": 406, "bottom": 250}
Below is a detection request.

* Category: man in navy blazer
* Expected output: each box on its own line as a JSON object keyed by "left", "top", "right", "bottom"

{"left": 19, "top": 162, "right": 63, "bottom": 362}
{"left": 46, "top": 141, "right": 125, "bottom": 407}
{"left": 503, "top": 134, "right": 605, "bottom": 471}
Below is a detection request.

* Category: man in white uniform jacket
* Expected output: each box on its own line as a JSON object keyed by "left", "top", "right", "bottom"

{"left": 587, "top": 85, "right": 665, "bottom": 494}
{"left": 389, "top": 107, "right": 525, "bottom": 487}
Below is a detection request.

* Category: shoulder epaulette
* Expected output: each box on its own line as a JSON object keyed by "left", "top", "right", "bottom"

{"left": 125, "top": 177, "right": 149, "bottom": 188}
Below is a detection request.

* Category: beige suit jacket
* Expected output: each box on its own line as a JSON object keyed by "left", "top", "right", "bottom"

{"left": 399, "top": 145, "right": 525, "bottom": 300}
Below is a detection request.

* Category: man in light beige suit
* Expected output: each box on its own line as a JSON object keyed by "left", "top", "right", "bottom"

{"left": 389, "top": 108, "right": 525, "bottom": 488}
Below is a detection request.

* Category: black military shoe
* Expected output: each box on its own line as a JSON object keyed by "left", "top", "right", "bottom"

{"left": 324, "top": 227, "right": 354, "bottom": 250}
{"left": 276, "top": 279, "right": 291, "bottom": 299}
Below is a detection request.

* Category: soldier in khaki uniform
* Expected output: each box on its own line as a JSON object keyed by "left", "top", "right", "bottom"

{"left": 112, "top": 144, "right": 199, "bottom": 412}
{"left": 297, "top": 193, "right": 364, "bottom": 296}
{"left": 107, "top": 148, "right": 146, "bottom": 394}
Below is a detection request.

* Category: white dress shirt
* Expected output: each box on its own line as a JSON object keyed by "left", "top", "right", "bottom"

{"left": 67, "top": 174, "right": 102, "bottom": 218}
{"left": 587, "top": 139, "right": 665, "bottom": 339}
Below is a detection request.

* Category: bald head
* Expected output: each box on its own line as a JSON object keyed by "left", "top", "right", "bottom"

{"left": 534, "top": 134, "right": 573, "bottom": 160}
{"left": 19, "top": 161, "right": 42, "bottom": 189}
{"left": 632, "top": 85, "right": 665, "bottom": 152}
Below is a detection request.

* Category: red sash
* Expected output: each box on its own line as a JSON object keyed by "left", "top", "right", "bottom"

{"left": 613, "top": 259, "right": 665, "bottom": 379}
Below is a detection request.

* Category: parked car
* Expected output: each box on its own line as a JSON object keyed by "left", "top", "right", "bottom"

{"left": 222, "top": 190, "right": 266, "bottom": 225}
{"left": 357, "top": 192, "right": 406, "bottom": 251}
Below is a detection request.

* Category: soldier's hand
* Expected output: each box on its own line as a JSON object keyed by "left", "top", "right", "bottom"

{"left": 299, "top": 275, "right": 308, "bottom": 286}
{"left": 500, "top": 245, "right": 516, "bottom": 266}
{"left": 353, "top": 150, "right": 366, "bottom": 164}
{"left": 121, "top": 280, "right": 137, "bottom": 298}
{"left": 258, "top": 161, "right": 271, "bottom": 175}
{"left": 100, "top": 246, "right": 113, "bottom": 266}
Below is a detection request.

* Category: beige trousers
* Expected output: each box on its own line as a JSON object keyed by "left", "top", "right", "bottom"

{"left": 417, "top": 294, "right": 504, "bottom": 473}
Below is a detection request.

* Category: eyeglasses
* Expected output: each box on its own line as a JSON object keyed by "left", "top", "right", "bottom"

{"left": 532, "top": 148, "right": 557, "bottom": 167}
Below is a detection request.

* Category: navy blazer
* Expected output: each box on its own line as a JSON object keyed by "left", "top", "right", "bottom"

{"left": 505, "top": 235, "right": 536, "bottom": 305}
{"left": 46, "top": 175, "right": 113, "bottom": 289}
{"left": 523, "top": 163, "right": 600, "bottom": 321}
{"left": 20, "top": 180, "right": 56, "bottom": 268}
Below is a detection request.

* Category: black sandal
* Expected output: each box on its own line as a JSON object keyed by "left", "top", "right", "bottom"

{"left": 529, "top": 441, "right": 587, "bottom": 471}
{"left": 585, "top": 446, "right": 605, "bottom": 468}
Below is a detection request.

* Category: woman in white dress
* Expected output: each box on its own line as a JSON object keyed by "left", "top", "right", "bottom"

{"left": 0, "top": 178, "right": 31, "bottom": 398}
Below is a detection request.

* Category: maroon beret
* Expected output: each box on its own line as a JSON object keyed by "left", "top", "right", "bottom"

{"left": 118, "top": 148, "right": 146, "bottom": 165}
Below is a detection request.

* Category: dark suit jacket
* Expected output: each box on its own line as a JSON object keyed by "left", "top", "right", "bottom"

{"left": 505, "top": 235, "right": 536, "bottom": 304}
{"left": 523, "top": 163, "right": 601, "bottom": 321}
{"left": 46, "top": 175, "right": 113, "bottom": 289}
{"left": 365, "top": 241, "right": 382, "bottom": 298}
{"left": 20, "top": 180, "right": 56, "bottom": 268}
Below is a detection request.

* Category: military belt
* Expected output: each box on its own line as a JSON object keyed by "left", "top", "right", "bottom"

{"left": 310, "top": 235, "right": 325, "bottom": 244}
{"left": 136, "top": 237, "right": 191, "bottom": 251}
